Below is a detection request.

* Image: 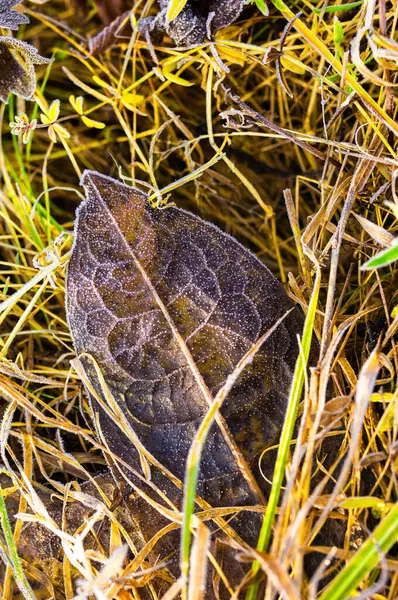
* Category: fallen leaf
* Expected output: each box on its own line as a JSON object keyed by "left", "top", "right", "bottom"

{"left": 0, "top": 36, "right": 52, "bottom": 103}
{"left": 0, "top": 0, "right": 29, "bottom": 30}
{"left": 88, "top": 10, "right": 132, "bottom": 56}
{"left": 66, "top": 171, "right": 307, "bottom": 544}
{"left": 146, "top": 0, "right": 246, "bottom": 46}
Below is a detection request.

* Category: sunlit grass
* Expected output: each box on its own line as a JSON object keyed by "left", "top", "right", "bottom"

{"left": 1, "top": 0, "right": 398, "bottom": 598}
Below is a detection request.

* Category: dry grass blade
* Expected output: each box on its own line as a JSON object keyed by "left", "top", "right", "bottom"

{"left": 180, "top": 309, "right": 295, "bottom": 588}
{"left": 1, "top": 0, "right": 398, "bottom": 598}
{"left": 312, "top": 347, "right": 381, "bottom": 548}
{"left": 353, "top": 212, "right": 396, "bottom": 247}
{"left": 187, "top": 517, "right": 210, "bottom": 600}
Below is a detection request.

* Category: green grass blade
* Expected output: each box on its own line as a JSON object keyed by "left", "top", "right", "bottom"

{"left": 319, "top": 503, "right": 398, "bottom": 600}
{"left": 246, "top": 269, "right": 320, "bottom": 600}
{"left": 180, "top": 311, "right": 296, "bottom": 597}
{"left": 0, "top": 486, "right": 37, "bottom": 600}
{"left": 360, "top": 242, "right": 398, "bottom": 270}
{"left": 8, "top": 97, "right": 32, "bottom": 196}
{"left": 312, "top": 1, "right": 363, "bottom": 14}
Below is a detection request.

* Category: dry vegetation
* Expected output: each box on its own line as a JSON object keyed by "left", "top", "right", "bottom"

{"left": 1, "top": 0, "right": 398, "bottom": 598}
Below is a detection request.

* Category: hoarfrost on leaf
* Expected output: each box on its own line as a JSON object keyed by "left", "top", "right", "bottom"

{"left": 0, "top": 0, "right": 29, "bottom": 30}
{"left": 66, "top": 170, "right": 307, "bottom": 547}
{"left": 0, "top": 37, "right": 52, "bottom": 103}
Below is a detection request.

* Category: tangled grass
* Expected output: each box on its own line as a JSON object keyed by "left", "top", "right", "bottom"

{"left": 1, "top": 0, "right": 398, "bottom": 598}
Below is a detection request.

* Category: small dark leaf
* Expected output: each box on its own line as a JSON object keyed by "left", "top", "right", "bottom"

{"left": 66, "top": 171, "right": 306, "bottom": 544}
{"left": 0, "top": 37, "right": 52, "bottom": 103}
{"left": 88, "top": 10, "right": 131, "bottom": 56}
{"left": 0, "top": 0, "right": 29, "bottom": 30}
{"left": 152, "top": 0, "right": 245, "bottom": 46}
{"left": 262, "top": 46, "right": 280, "bottom": 65}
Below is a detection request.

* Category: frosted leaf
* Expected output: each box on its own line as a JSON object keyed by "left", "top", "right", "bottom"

{"left": 66, "top": 171, "right": 307, "bottom": 544}
{"left": 0, "top": 37, "right": 52, "bottom": 102}
{"left": 0, "top": 0, "right": 29, "bottom": 30}
{"left": 143, "top": 0, "right": 246, "bottom": 46}
{"left": 88, "top": 10, "right": 131, "bottom": 56}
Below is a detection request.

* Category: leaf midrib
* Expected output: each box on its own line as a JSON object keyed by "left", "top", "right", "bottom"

{"left": 90, "top": 180, "right": 265, "bottom": 505}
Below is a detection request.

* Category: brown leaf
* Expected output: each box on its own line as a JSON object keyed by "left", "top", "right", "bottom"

{"left": 88, "top": 10, "right": 131, "bottom": 56}
{"left": 1, "top": 470, "right": 175, "bottom": 597}
{"left": 0, "top": 37, "right": 52, "bottom": 103}
{"left": 66, "top": 171, "right": 307, "bottom": 544}
{"left": 0, "top": 0, "right": 29, "bottom": 30}
{"left": 320, "top": 395, "right": 351, "bottom": 427}
{"left": 86, "top": 0, "right": 246, "bottom": 51}
{"left": 144, "top": 0, "right": 246, "bottom": 46}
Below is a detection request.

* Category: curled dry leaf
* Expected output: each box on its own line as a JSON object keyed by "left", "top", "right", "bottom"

{"left": 320, "top": 395, "right": 351, "bottom": 427}
{"left": 65, "top": 171, "right": 308, "bottom": 550}
{"left": 0, "top": 0, "right": 29, "bottom": 30}
{"left": 0, "top": 36, "right": 52, "bottom": 102}
{"left": 88, "top": 10, "right": 131, "bottom": 56}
